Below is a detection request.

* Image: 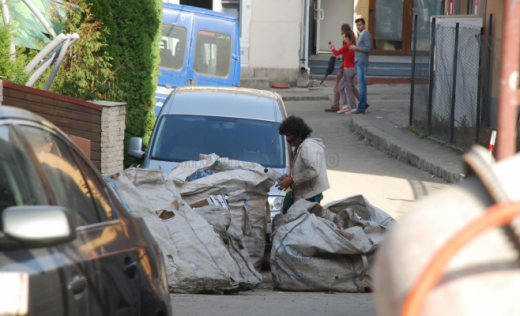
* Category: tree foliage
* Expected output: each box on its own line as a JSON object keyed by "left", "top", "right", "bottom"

{"left": 0, "top": 7, "right": 32, "bottom": 84}
{"left": 1, "top": 0, "right": 162, "bottom": 167}
{"left": 57, "top": 0, "right": 163, "bottom": 166}
{"left": 44, "top": 0, "right": 121, "bottom": 101}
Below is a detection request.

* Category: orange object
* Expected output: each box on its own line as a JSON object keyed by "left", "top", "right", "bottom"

{"left": 271, "top": 84, "right": 289, "bottom": 89}
{"left": 400, "top": 201, "right": 520, "bottom": 316}
{"left": 68, "top": 134, "right": 91, "bottom": 158}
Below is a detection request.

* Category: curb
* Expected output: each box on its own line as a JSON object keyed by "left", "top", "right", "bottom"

{"left": 279, "top": 95, "right": 330, "bottom": 102}
{"left": 349, "top": 116, "right": 464, "bottom": 183}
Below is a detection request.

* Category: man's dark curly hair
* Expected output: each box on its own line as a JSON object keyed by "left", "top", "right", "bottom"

{"left": 278, "top": 115, "right": 313, "bottom": 138}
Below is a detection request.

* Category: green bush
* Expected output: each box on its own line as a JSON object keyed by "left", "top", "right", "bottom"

{"left": 44, "top": 1, "right": 121, "bottom": 102}
{"left": 82, "top": 0, "right": 162, "bottom": 167}
{"left": 0, "top": 8, "right": 32, "bottom": 84}
{"left": 2, "top": 0, "right": 162, "bottom": 168}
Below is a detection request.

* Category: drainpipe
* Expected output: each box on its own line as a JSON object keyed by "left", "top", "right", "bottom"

{"left": 300, "top": 0, "right": 307, "bottom": 70}
{"left": 1, "top": 0, "right": 16, "bottom": 58}
{"left": 299, "top": 0, "right": 310, "bottom": 85}
{"left": 26, "top": 35, "right": 71, "bottom": 87}
{"left": 496, "top": 0, "right": 520, "bottom": 160}
{"left": 304, "top": 0, "right": 310, "bottom": 71}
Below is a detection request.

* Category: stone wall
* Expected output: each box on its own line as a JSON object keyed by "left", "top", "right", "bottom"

{"left": 1, "top": 80, "right": 127, "bottom": 174}
{"left": 96, "top": 101, "right": 127, "bottom": 175}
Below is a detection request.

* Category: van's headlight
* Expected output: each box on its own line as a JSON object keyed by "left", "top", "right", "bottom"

{"left": 268, "top": 196, "right": 284, "bottom": 212}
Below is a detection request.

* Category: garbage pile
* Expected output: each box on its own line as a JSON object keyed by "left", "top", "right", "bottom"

{"left": 169, "top": 154, "right": 276, "bottom": 270}
{"left": 105, "top": 167, "right": 263, "bottom": 294}
{"left": 270, "top": 195, "right": 395, "bottom": 293}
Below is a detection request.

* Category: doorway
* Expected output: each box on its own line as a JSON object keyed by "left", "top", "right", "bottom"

{"left": 180, "top": 0, "right": 212, "bottom": 10}
{"left": 311, "top": 0, "right": 355, "bottom": 55}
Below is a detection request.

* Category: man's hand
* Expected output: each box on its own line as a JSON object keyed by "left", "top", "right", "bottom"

{"left": 276, "top": 175, "right": 294, "bottom": 190}
{"left": 349, "top": 45, "right": 358, "bottom": 51}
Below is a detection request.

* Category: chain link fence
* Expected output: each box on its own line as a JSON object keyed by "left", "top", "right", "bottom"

{"left": 431, "top": 22, "right": 481, "bottom": 149}
{"left": 410, "top": 17, "right": 506, "bottom": 151}
{"left": 410, "top": 15, "right": 432, "bottom": 133}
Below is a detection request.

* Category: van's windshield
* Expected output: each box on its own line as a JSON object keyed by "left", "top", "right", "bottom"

{"left": 150, "top": 115, "right": 286, "bottom": 168}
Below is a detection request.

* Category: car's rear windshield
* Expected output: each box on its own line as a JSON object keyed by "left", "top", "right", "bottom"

{"left": 150, "top": 115, "right": 286, "bottom": 168}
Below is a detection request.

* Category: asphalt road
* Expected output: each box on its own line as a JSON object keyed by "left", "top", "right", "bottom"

{"left": 170, "top": 98, "right": 450, "bottom": 316}
{"left": 289, "top": 100, "right": 448, "bottom": 220}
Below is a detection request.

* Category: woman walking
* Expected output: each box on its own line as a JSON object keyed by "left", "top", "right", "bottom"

{"left": 329, "top": 28, "right": 357, "bottom": 114}
{"left": 326, "top": 24, "right": 360, "bottom": 112}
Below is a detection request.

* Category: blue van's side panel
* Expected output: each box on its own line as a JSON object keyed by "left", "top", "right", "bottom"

{"left": 155, "top": 4, "right": 240, "bottom": 115}
{"left": 187, "top": 14, "right": 237, "bottom": 87}
{"left": 233, "top": 22, "right": 241, "bottom": 87}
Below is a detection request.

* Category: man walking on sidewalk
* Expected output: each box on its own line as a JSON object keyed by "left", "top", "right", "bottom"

{"left": 349, "top": 18, "right": 371, "bottom": 114}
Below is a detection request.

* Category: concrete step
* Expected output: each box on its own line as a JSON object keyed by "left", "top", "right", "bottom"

{"left": 309, "top": 75, "right": 412, "bottom": 85}
{"left": 308, "top": 60, "right": 428, "bottom": 78}
{"left": 240, "top": 77, "right": 270, "bottom": 90}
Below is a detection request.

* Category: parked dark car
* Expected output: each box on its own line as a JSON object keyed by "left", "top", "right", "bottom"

{"left": 0, "top": 106, "right": 171, "bottom": 316}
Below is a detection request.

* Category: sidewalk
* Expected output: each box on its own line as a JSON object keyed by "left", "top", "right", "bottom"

{"left": 270, "top": 84, "right": 465, "bottom": 183}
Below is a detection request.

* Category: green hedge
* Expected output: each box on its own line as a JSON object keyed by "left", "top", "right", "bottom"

{"left": 0, "top": 7, "right": 31, "bottom": 84}
{"left": 53, "top": 0, "right": 162, "bottom": 167}
{"left": 2, "top": 0, "right": 162, "bottom": 168}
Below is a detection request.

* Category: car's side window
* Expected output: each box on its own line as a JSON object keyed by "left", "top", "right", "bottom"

{"left": 71, "top": 150, "right": 115, "bottom": 221}
{"left": 19, "top": 126, "right": 100, "bottom": 226}
{"left": 0, "top": 125, "right": 48, "bottom": 224}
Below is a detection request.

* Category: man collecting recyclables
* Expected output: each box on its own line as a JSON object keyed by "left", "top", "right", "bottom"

{"left": 276, "top": 116, "right": 330, "bottom": 213}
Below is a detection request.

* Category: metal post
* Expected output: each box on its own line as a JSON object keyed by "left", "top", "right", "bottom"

{"left": 484, "top": 14, "right": 493, "bottom": 128}
{"left": 427, "top": 17, "right": 436, "bottom": 135}
{"left": 25, "top": 34, "right": 67, "bottom": 73}
{"left": 43, "top": 33, "right": 79, "bottom": 91}
{"left": 475, "top": 27, "right": 484, "bottom": 142}
{"left": 449, "top": 23, "right": 460, "bottom": 144}
{"left": 409, "top": 14, "right": 418, "bottom": 126}
{"left": 496, "top": 0, "right": 520, "bottom": 160}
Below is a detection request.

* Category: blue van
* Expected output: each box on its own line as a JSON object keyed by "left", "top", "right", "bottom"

{"left": 155, "top": 4, "right": 241, "bottom": 115}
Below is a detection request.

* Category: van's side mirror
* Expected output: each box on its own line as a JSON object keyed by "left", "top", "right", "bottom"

{"left": 128, "top": 137, "right": 145, "bottom": 159}
{"left": 2, "top": 206, "right": 76, "bottom": 248}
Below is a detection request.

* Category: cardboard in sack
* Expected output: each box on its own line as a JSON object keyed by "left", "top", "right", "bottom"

{"left": 105, "top": 168, "right": 262, "bottom": 293}
{"left": 270, "top": 196, "right": 395, "bottom": 292}
{"left": 168, "top": 154, "right": 275, "bottom": 271}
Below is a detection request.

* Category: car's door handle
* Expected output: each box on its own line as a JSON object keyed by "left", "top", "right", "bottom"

{"left": 69, "top": 276, "right": 87, "bottom": 295}
{"left": 124, "top": 262, "right": 138, "bottom": 278}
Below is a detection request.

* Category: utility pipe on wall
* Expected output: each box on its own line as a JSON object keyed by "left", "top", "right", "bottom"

{"left": 496, "top": 0, "right": 520, "bottom": 160}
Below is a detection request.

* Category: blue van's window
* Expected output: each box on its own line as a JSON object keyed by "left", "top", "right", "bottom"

{"left": 193, "top": 31, "right": 232, "bottom": 78}
{"left": 160, "top": 24, "right": 187, "bottom": 71}
{"left": 150, "top": 115, "right": 286, "bottom": 168}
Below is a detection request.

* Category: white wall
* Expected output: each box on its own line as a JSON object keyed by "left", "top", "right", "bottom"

{"left": 248, "top": 0, "right": 302, "bottom": 69}
{"left": 213, "top": 0, "right": 222, "bottom": 12}
{"left": 319, "top": 0, "right": 354, "bottom": 53}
